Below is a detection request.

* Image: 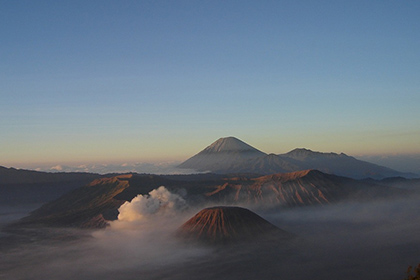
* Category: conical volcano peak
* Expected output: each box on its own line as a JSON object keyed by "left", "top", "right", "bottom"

{"left": 204, "top": 137, "right": 264, "bottom": 154}
{"left": 177, "top": 206, "right": 292, "bottom": 245}
{"left": 177, "top": 137, "right": 266, "bottom": 171}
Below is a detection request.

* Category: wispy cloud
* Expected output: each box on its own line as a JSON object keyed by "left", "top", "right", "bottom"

{"left": 33, "top": 161, "right": 199, "bottom": 175}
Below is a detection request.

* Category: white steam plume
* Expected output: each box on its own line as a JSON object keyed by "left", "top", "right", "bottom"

{"left": 117, "top": 186, "right": 187, "bottom": 222}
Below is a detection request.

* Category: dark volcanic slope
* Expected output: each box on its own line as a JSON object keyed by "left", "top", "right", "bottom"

{"left": 0, "top": 166, "right": 102, "bottom": 205}
{"left": 177, "top": 206, "right": 292, "bottom": 244}
{"left": 16, "top": 175, "right": 132, "bottom": 228}
{"left": 11, "top": 173, "right": 228, "bottom": 229}
{"left": 0, "top": 166, "right": 100, "bottom": 185}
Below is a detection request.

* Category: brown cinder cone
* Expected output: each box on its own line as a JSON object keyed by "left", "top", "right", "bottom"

{"left": 177, "top": 206, "right": 293, "bottom": 245}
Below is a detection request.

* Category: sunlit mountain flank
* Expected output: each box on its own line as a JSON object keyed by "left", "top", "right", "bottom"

{"left": 177, "top": 206, "right": 294, "bottom": 245}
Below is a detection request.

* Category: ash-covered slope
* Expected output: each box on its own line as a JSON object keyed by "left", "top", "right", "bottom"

{"left": 206, "top": 170, "right": 408, "bottom": 207}
{"left": 15, "top": 175, "right": 133, "bottom": 228}
{"left": 178, "top": 137, "right": 266, "bottom": 172}
{"left": 178, "top": 137, "right": 414, "bottom": 179}
{"left": 11, "top": 171, "right": 409, "bottom": 230}
{"left": 177, "top": 206, "right": 292, "bottom": 244}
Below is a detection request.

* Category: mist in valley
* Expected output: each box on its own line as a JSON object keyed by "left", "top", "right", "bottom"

{"left": 1, "top": 187, "right": 420, "bottom": 280}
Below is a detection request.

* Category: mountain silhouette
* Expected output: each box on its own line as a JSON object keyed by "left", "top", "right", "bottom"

{"left": 178, "top": 137, "right": 415, "bottom": 179}
{"left": 0, "top": 166, "right": 101, "bottom": 205}
{"left": 178, "top": 137, "right": 266, "bottom": 173}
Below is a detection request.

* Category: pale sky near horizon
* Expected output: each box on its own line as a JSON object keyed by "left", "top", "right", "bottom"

{"left": 1, "top": 0, "right": 420, "bottom": 169}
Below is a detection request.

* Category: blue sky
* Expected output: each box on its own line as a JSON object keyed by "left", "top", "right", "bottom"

{"left": 1, "top": 0, "right": 419, "bottom": 169}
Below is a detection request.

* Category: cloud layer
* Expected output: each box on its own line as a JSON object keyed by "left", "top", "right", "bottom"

{"left": 1, "top": 189, "right": 420, "bottom": 280}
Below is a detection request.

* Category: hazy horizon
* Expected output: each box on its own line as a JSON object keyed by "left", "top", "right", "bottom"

{"left": 2, "top": 134, "right": 420, "bottom": 175}
{"left": 3, "top": 142, "right": 420, "bottom": 175}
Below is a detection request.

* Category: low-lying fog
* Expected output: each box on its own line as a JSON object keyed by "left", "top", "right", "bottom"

{"left": 1, "top": 187, "right": 419, "bottom": 280}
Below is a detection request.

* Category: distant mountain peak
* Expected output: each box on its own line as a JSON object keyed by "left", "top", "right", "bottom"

{"left": 178, "top": 137, "right": 266, "bottom": 171}
{"left": 203, "top": 136, "right": 264, "bottom": 154}
{"left": 286, "top": 148, "right": 318, "bottom": 155}
{"left": 284, "top": 148, "right": 348, "bottom": 160}
{"left": 178, "top": 137, "right": 411, "bottom": 179}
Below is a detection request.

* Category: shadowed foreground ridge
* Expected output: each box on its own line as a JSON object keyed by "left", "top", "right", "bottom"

{"left": 177, "top": 206, "right": 293, "bottom": 244}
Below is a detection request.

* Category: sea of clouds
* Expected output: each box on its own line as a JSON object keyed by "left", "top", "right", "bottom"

{"left": 1, "top": 186, "right": 420, "bottom": 280}
{"left": 33, "top": 161, "right": 198, "bottom": 175}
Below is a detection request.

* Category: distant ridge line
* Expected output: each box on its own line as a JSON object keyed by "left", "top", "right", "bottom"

{"left": 178, "top": 136, "right": 417, "bottom": 179}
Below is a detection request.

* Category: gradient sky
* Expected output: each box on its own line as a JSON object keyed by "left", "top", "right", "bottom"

{"left": 1, "top": 0, "right": 420, "bottom": 168}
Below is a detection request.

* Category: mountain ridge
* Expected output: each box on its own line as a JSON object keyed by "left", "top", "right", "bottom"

{"left": 179, "top": 137, "right": 416, "bottom": 179}
{"left": 205, "top": 169, "right": 407, "bottom": 207}
{"left": 10, "top": 170, "right": 410, "bottom": 229}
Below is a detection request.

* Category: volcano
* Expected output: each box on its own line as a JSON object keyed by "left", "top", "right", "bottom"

{"left": 177, "top": 137, "right": 266, "bottom": 173}
{"left": 178, "top": 137, "right": 415, "bottom": 179}
{"left": 177, "top": 206, "right": 292, "bottom": 244}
